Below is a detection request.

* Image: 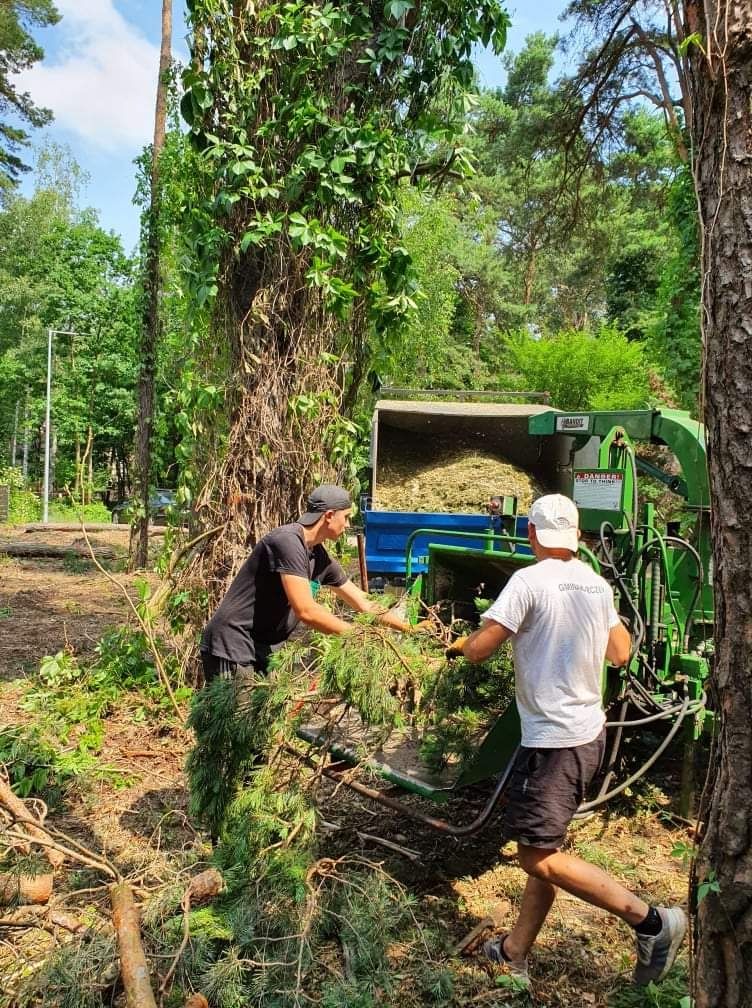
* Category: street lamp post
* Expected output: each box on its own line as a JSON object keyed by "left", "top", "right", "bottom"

{"left": 42, "top": 328, "right": 78, "bottom": 524}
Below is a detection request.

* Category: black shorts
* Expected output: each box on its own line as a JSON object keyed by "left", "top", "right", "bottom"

{"left": 500, "top": 729, "right": 606, "bottom": 850}
{"left": 200, "top": 653, "right": 259, "bottom": 714}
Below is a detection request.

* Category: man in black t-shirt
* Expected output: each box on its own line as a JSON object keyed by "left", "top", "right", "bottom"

{"left": 200, "top": 484, "right": 413, "bottom": 683}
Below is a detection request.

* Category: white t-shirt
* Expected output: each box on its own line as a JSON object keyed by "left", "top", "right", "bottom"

{"left": 483, "top": 557, "right": 620, "bottom": 748}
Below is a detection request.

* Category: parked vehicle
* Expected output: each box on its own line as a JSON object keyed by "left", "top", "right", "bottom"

{"left": 111, "top": 488, "right": 185, "bottom": 525}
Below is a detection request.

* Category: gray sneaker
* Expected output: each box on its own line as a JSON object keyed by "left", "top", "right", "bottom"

{"left": 482, "top": 934, "right": 530, "bottom": 987}
{"left": 633, "top": 907, "right": 687, "bottom": 986}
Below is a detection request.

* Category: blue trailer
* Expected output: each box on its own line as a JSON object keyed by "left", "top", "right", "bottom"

{"left": 362, "top": 397, "right": 578, "bottom": 578}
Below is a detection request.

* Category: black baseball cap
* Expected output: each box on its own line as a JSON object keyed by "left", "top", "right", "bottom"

{"left": 298, "top": 484, "right": 352, "bottom": 526}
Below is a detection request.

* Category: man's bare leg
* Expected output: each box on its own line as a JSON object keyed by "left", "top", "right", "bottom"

{"left": 503, "top": 875, "right": 558, "bottom": 961}
{"left": 504, "top": 844, "right": 650, "bottom": 959}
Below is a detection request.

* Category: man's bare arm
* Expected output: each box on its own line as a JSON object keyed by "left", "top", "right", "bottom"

{"left": 605, "top": 621, "right": 631, "bottom": 666}
{"left": 281, "top": 574, "right": 352, "bottom": 634}
{"left": 462, "top": 620, "right": 514, "bottom": 662}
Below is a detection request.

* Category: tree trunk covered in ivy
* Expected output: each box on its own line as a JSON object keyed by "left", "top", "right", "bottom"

{"left": 131, "top": 0, "right": 172, "bottom": 569}
{"left": 687, "top": 2, "right": 752, "bottom": 1004}
{"left": 178, "top": 0, "right": 509, "bottom": 603}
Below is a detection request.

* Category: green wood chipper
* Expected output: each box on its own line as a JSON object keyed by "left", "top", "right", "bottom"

{"left": 300, "top": 401, "right": 712, "bottom": 831}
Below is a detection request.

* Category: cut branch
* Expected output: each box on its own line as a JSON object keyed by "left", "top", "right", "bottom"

{"left": 0, "top": 872, "right": 53, "bottom": 906}
{"left": 110, "top": 881, "right": 158, "bottom": 1008}
{"left": 0, "top": 775, "right": 64, "bottom": 869}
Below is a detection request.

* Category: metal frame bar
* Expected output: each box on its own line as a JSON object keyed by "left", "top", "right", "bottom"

{"left": 293, "top": 744, "right": 520, "bottom": 837}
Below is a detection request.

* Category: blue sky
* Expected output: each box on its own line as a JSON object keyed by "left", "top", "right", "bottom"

{"left": 17, "top": 1, "right": 572, "bottom": 254}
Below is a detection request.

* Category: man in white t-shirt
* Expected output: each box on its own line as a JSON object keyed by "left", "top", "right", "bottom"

{"left": 447, "top": 494, "right": 686, "bottom": 987}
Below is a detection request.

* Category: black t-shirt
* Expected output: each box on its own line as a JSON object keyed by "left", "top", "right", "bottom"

{"left": 200, "top": 523, "right": 348, "bottom": 665}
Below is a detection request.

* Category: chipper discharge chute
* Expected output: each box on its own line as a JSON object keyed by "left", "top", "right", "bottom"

{"left": 298, "top": 404, "right": 713, "bottom": 831}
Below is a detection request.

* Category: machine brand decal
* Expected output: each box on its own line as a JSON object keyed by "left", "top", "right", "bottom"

{"left": 556, "top": 415, "right": 590, "bottom": 432}
{"left": 573, "top": 470, "right": 624, "bottom": 511}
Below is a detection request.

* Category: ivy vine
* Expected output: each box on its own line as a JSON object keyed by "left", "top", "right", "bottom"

{"left": 175, "top": 0, "right": 509, "bottom": 588}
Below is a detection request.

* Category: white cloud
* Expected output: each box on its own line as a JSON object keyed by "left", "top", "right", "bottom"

{"left": 16, "top": 0, "right": 162, "bottom": 152}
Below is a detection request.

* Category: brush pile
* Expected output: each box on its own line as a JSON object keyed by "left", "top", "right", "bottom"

{"left": 2, "top": 617, "right": 514, "bottom": 1007}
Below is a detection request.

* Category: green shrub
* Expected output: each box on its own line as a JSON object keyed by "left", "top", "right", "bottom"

{"left": 0, "top": 466, "right": 40, "bottom": 523}
{"left": 0, "top": 724, "right": 75, "bottom": 798}
{"left": 48, "top": 500, "right": 111, "bottom": 523}
{"left": 507, "top": 325, "right": 653, "bottom": 411}
{"left": 17, "top": 630, "right": 189, "bottom": 792}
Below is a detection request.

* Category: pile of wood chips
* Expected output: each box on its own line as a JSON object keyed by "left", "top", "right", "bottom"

{"left": 374, "top": 448, "right": 545, "bottom": 513}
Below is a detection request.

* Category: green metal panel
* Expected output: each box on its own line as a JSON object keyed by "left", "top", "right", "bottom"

{"left": 652, "top": 410, "right": 709, "bottom": 510}
{"left": 455, "top": 702, "right": 522, "bottom": 788}
{"left": 528, "top": 409, "right": 656, "bottom": 441}
{"left": 528, "top": 407, "right": 712, "bottom": 650}
{"left": 528, "top": 408, "right": 708, "bottom": 508}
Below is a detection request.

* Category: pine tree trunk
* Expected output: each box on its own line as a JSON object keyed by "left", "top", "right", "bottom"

{"left": 688, "top": 3, "right": 752, "bottom": 1004}
{"left": 87, "top": 426, "right": 94, "bottom": 504}
{"left": 10, "top": 399, "right": 18, "bottom": 467}
{"left": 131, "top": 0, "right": 172, "bottom": 569}
{"left": 21, "top": 395, "right": 28, "bottom": 478}
{"left": 74, "top": 435, "right": 81, "bottom": 502}
{"left": 523, "top": 246, "right": 537, "bottom": 306}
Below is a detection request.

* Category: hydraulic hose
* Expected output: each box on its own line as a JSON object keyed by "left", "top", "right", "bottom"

{"left": 624, "top": 444, "right": 639, "bottom": 552}
{"left": 662, "top": 535, "right": 704, "bottom": 651}
{"left": 575, "top": 690, "right": 691, "bottom": 815}
{"left": 627, "top": 670, "right": 665, "bottom": 713}
{"left": 605, "top": 692, "right": 705, "bottom": 727}
{"left": 599, "top": 520, "right": 645, "bottom": 665}
{"left": 633, "top": 532, "right": 683, "bottom": 641}
{"left": 594, "top": 692, "right": 629, "bottom": 802}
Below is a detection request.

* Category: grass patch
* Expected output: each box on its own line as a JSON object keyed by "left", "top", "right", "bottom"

{"left": 572, "top": 841, "right": 638, "bottom": 880}
{"left": 607, "top": 966, "right": 689, "bottom": 1007}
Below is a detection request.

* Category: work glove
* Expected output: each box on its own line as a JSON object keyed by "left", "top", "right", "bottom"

{"left": 445, "top": 635, "right": 468, "bottom": 658}
{"left": 407, "top": 619, "right": 434, "bottom": 634}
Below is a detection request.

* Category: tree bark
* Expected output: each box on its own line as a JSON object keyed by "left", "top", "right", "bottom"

{"left": 131, "top": 0, "right": 172, "bottom": 570}
{"left": 0, "top": 542, "right": 116, "bottom": 559}
{"left": 523, "top": 245, "right": 538, "bottom": 306}
{"left": 21, "top": 394, "right": 29, "bottom": 478}
{"left": 24, "top": 522, "right": 175, "bottom": 534}
{"left": 82, "top": 424, "right": 93, "bottom": 504}
{"left": 688, "top": 3, "right": 752, "bottom": 1004}
{"left": 110, "top": 882, "right": 158, "bottom": 1008}
{"left": 10, "top": 398, "right": 19, "bottom": 467}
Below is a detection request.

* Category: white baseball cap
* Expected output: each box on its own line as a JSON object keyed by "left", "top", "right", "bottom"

{"left": 528, "top": 494, "right": 580, "bottom": 553}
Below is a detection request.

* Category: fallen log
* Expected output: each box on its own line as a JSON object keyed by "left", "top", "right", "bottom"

{"left": 110, "top": 882, "right": 158, "bottom": 1008}
{"left": 0, "top": 777, "right": 65, "bottom": 868}
{"left": 0, "top": 542, "right": 116, "bottom": 559}
{"left": 0, "top": 872, "right": 53, "bottom": 906}
{"left": 24, "top": 523, "right": 182, "bottom": 535}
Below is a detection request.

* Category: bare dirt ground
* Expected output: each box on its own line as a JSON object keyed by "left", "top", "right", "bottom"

{"left": 0, "top": 525, "right": 694, "bottom": 1007}
{"left": 0, "top": 522, "right": 193, "bottom": 851}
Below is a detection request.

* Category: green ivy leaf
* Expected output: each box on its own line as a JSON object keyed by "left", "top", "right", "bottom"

{"left": 385, "top": 0, "right": 414, "bottom": 21}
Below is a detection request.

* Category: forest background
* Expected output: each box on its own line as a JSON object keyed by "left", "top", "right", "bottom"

{"left": 0, "top": 8, "right": 700, "bottom": 518}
